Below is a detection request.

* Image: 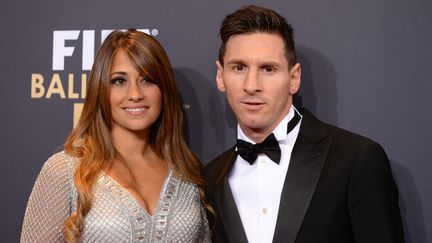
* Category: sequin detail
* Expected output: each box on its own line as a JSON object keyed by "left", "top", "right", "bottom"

{"left": 21, "top": 151, "right": 210, "bottom": 243}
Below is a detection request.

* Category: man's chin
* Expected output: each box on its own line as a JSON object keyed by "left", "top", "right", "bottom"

{"left": 239, "top": 120, "right": 267, "bottom": 131}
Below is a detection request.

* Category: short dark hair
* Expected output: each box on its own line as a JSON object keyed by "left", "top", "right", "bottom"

{"left": 218, "top": 5, "right": 297, "bottom": 67}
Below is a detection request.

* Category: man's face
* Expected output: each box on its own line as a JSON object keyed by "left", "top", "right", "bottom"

{"left": 216, "top": 32, "right": 301, "bottom": 142}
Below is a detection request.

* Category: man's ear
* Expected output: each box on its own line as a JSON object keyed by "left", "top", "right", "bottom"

{"left": 216, "top": 60, "right": 226, "bottom": 92}
{"left": 289, "top": 63, "right": 301, "bottom": 94}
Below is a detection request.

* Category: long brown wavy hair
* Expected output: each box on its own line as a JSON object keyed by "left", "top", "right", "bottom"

{"left": 63, "top": 29, "right": 207, "bottom": 242}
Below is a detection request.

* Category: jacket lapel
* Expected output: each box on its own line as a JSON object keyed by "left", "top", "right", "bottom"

{"left": 273, "top": 110, "right": 332, "bottom": 243}
{"left": 212, "top": 148, "right": 249, "bottom": 243}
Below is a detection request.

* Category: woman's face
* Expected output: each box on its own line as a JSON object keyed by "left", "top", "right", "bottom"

{"left": 109, "top": 49, "right": 162, "bottom": 135}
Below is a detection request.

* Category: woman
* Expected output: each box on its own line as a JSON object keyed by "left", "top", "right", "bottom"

{"left": 21, "top": 29, "right": 210, "bottom": 242}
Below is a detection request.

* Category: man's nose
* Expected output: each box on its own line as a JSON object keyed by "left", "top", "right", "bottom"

{"left": 243, "top": 70, "right": 261, "bottom": 94}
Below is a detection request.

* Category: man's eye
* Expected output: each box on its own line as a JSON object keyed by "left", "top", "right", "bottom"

{"left": 234, "top": 65, "right": 245, "bottom": 71}
{"left": 110, "top": 77, "right": 126, "bottom": 85}
{"left": 263, "top": 67, "right": 275, "bottom": 73}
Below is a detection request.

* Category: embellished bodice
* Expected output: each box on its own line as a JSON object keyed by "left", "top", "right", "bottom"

{"left": 21, "top": 151, "right": 210, "bottom": 242}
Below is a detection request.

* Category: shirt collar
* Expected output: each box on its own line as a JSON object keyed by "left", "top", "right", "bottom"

{"left": 237, "top": 106, "right": 299, "bottom": 144}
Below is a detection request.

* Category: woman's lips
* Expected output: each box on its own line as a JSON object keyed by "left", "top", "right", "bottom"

{"left": 123, "top": 105, "right": 148, "bottom": 115}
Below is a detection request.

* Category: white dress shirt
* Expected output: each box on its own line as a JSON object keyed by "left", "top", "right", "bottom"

{"left": 228, "top": 106, "right": 302, "bottom": 243}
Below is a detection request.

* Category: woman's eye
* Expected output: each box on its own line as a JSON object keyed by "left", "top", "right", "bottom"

{"left": 110, "top": 77, "right": 127, "bottom": 86}
{"left": 141, "top": 77, "right": 155, "bottom": 85}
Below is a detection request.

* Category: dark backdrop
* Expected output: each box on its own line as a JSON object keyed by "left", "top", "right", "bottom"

{"left": 1, "top": 0, "right": 431, "bottom": 242}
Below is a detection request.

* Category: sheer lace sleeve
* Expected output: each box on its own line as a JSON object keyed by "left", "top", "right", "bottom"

{"left": 199, "top": 204, "right": 212, "bottom": 243}
{"left": 20, "top": 151, "right": 76, "bottom": 243}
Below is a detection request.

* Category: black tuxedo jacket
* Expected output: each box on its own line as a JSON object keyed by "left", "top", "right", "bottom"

{"left": 204, "top": 109, "right": 404, "bottom": 243}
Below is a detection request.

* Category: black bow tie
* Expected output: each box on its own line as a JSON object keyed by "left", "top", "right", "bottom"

{"left": 237, "top": 133, "right": 280, "bottom": 164}
{"left": 236, "top": 110, "right": 301, "bottom": 165}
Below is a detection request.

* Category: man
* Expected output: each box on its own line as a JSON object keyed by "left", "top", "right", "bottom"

{"left": 204, "top": 5, "right": 405, "bottom": 243}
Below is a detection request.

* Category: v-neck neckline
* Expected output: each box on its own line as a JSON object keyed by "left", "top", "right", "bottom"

{"left": 101, "top": 169, "right": 173, "bottom": 218}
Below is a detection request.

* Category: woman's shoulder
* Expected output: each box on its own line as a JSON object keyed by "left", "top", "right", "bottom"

{"left": 40, "top": 150, "right": 80, "bottom": 178}
{"left": 172, "top": 172, "right": 201, "bottom": 198}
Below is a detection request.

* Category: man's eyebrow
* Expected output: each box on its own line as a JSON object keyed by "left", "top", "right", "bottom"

{"left": 225, "top": 59, "right": 247, "bottom": 65}
{"left": 258, "top": 61, "right": 281, "bottom": 67}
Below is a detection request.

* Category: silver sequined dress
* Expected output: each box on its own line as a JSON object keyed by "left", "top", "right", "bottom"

{"left": 21, "top": 151, "right": 211, "bottom": 242}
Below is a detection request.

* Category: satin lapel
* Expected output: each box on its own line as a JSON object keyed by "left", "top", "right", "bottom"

{"left": 273, "top": 110, "right": 332, "bottom": 243}
{"left": 213, "top": 149, "right": 249, "bottom": 243}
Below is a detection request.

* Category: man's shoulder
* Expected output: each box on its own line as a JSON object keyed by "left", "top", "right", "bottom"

{"left": 203, "top": 146, "right": 235, "bottom": 185}
{"left": 325, "top": 122, "right": 375, "bottom": 144}
{"left": 205, "top": 147, "right": 234, "bottom": 168}
{"left": 302, "top": 110, "right": 391, "bottom": 180}
{"left": 302, "top": 109, "right": 378, "bottom": 147}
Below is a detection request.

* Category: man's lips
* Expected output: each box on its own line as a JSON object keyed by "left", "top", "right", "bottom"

{"left": 243, "top": 101, "right": 263, "bottom": 105}
{"left": 242, "top": 98, "right": 264, "bottom": 105}
{"left": 241, "top": 100, "right": 265, "bottom": 109}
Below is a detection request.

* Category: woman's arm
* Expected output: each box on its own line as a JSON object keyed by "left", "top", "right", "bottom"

{"left": 21, "top": 152, "right": 75, "bottom": 243}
